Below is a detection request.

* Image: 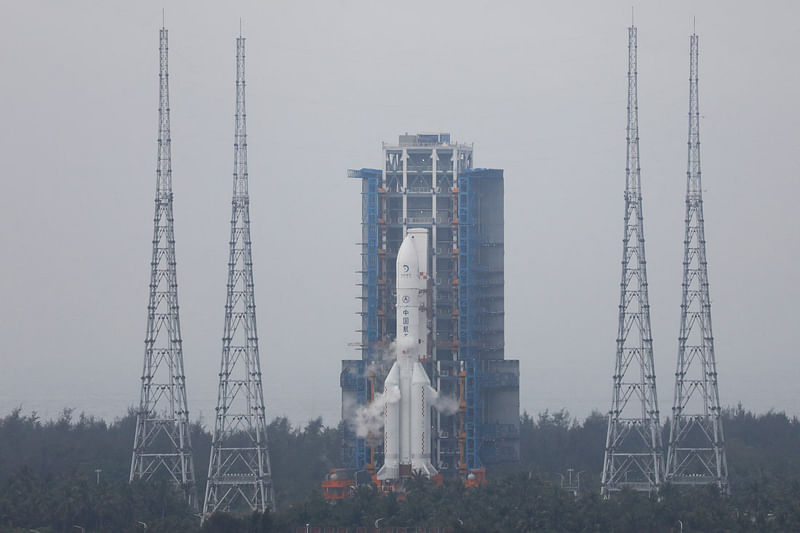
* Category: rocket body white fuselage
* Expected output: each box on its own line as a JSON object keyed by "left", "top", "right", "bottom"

{"left": 377, "top": 229, "right": 438, "bottom": 481}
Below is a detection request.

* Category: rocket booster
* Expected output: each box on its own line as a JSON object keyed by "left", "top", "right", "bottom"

{"left": 377, "top": 229, "right": 438, "bottom": 481}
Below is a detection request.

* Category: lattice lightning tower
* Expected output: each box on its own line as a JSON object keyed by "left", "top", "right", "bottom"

{"left": 130, "top": 26, "right": 198, "bottom": 510}
{"left": 601, "top": 25, "right": 664, "bottom": 497}
{"left": 203, "top": 35, "right": 275, "bottom": 518}
{"left": 665, "top": 33, "right": 729, "bottom": 494}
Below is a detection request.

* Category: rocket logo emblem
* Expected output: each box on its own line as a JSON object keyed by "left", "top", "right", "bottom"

{"left": 402, "top": 264, "right": 410, "bottom": 273}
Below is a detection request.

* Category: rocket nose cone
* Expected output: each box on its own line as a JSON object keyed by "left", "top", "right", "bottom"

{"left": 396, "top": 235, "right": 419, "bottom": 275}
{"left": 411, "top": 361, "right": 433, "bottom": 384}
{"left": 384, "top": 362, "right": 400, "bottom": 385}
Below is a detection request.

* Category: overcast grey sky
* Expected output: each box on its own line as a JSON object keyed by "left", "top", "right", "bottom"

{"left": 0, "top": 1, "right": 797, "bottom": 428}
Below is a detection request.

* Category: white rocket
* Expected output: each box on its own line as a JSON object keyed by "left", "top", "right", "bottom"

{"left": 377, "top": 228, "right": 438, "bottom": 481}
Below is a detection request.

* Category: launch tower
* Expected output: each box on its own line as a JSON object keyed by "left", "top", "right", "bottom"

{"left": 203, "top": 35, "right": 276, "bottom": 517}
{"left": 342, "top": 134, "right": 519, "bottom": 481}
{"left": 601, "top": 26, "right": 664, "bottom": 497}
{"left": 130, "top": 26, "right": 198, "bottom": 510}
{"left": 665, "top": 33, "right": 729, "bottom": 494}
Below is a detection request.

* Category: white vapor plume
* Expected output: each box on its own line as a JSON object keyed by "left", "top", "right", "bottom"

{"left": 432, "top": 393, "right": 460, "bottom": 415}
{"left": 351, "top": 385, "right": 400, "bottom": 438}
{"left": 348, "top": 341, "right": 460, "bottom": 436}
{"left": 349, "top": 383, "right": 459, "bottom": 437}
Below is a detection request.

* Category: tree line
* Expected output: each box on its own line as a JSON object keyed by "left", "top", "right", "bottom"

{"left": 0, "top": 405, "right": 798, "bottom": 532}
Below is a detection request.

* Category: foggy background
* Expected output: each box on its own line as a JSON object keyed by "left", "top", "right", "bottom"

{"left": 0, "top": 1, "right": 797, "bottom": 428}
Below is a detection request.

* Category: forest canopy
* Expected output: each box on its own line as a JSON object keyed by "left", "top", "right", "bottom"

{"left": 0, "top": 405, "right": 798, "bottom": 532}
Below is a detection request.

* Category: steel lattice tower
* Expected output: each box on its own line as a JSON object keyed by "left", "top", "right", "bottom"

{"left": 202, "top": 35, "right": 275, "bottom": 518}
{"left": 665, "top": 33, "right": 729, "bottom": 494}
{"left": 601, "top": 25, "right": 664, "bottom": 497}
{"left": 130, "top": 27, "right": 198, "bottom": 510}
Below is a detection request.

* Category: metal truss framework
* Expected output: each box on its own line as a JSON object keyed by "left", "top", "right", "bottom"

{"left": 666, "top": 34, "right": 729, "bottom": 494}
{"left": 601, "top": 26, "right": 664, "bottom": 497}
{"left": 130, "top": 27, "right": 198, "bottom": 511}
{"left": 203, "top": 36, "right": 275, "bottom": 519}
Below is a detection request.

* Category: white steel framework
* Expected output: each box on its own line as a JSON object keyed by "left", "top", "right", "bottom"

{"left": 601, "top": 26, "right": 664, "bottom": 497}
{"left": 203, "top": 36, "right": 275, "bottom": 518}
{"left": 130, "top": 27, "right": 198, "bottom": 510}
{"left": 665, "top": 33, "right": 729, "bottom": 494}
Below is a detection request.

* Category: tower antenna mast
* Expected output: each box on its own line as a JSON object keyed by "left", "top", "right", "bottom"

{"left": 665, "top": 31, "right": 729, "bottom": 494}
{"left": 601, "top": 24, "right": 664, "bottom": 497}
{"left": 130, "top": 26, "right": 198, "bottom": 510}
{"left": 203, "top": 34, "right": 276, "bottom": 519}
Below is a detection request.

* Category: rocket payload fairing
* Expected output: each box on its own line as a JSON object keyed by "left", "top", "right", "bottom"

{"left": 377, "top": 229, "right": 438, "bottom": 481}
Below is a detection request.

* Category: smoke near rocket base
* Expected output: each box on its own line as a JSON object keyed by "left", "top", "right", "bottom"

{"left": 348, "top": 344, "right": 458, "bottom": 437}
{"left": 347, "top": 380, "right": 457, "bottom": 437}
{"left": 351, "top": 385, "right": 400, "bottom": 439}
{"left": 350, "top": 383, "right": 458, "bottom": 438}
{"left": 432, "top": 394, "right": 459, "bottom": 416}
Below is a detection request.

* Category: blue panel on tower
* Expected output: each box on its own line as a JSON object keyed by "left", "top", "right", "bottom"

{"left": 346, "top": 168, "right": 382, "bottom": 471}
{"left": 457, "top": 168, "right": 507, "bottom": 469}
